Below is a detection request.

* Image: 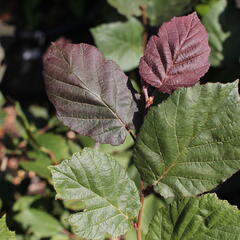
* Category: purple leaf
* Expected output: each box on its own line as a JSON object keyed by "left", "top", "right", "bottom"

{"left": 43, "top": 40, "right": 138, "bottom": 145}
{"left": 139, "top": 12, "right": 210, "bottom": 93}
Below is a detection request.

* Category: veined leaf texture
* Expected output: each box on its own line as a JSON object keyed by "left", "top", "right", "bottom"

{"left": 139, "top": 12, "right": 210, "bottom": 93}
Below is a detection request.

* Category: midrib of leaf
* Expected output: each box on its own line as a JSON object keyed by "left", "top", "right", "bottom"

{"left": 153, "top": 86, "right": 238, "bottom": 186}
{"left": 163, "top": 16, "right": 195, "bottom": 84}
{"left": 52, "top": 165, "right": 129, "bottom": 220}
{"left": 55, "top": 43, "right": 128, "bottom": 130}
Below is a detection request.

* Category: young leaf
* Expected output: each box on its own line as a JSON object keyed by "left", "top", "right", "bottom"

{"left": 91, "top": 18, "right": 144, "bottom": 71}
{"left": 139, "top": 12, "right": 210, "bottom": 93}
{"left": 134, "top": 81, "right": 240, "bottom": 199}
{"left": 50, "top": 148, "right": 141, "bottom": 239}
{"left": 43, "top": 40, "right": 138, "bottom": 145}
{"left": 0, "top": 215, "right": 16, "bottom": 240}
{"left": 146, "top": 194, "right": 240, "bottom": 240}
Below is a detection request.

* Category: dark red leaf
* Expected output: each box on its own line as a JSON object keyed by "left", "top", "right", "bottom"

{"left": 43, "top": 39, "right": 138, "bottom": 145}
{"left": 139, "top": 12, "right": 210, "bottom": 93}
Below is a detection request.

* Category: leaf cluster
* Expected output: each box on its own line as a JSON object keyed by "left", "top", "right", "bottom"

{"left": 1, "top": 0, "right": 240, "bottom": 239}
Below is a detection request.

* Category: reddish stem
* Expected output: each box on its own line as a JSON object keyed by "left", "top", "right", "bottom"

{"left": 136, "top": 180, "right": 145, "bottom": 240}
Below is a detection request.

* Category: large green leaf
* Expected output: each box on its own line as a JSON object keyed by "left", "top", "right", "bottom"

{"left": 50, "top": 148, "right": 141, "bottom": 239}
{"left": 43, "top": 40, "right": 138, "bottom": 145}
{"left": 107, "top": 0, "right": 146, "bottom": 16}
{"left": 0, "top": 215, "right": 16, "bottom": 240}
{"left": 134, "top": 81, "right": 240, "bottom": 199}
{"left": 147, "top": 0, "right": 195, "bottom": 26}
{"left": 15, "top": 209, "right": 63, "bottom": 238}
{"left": 146, "top": 194, "right": 240, "bottom": 239}
{"left": 91, "top": 18, "right": 144, "bottom": 72}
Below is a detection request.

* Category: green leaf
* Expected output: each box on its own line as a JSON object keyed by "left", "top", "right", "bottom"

{"left": 78, "top": 135, "right": 95, "bottom": 148}
{"left": 28, "top": 105, "right": 49, "bottom": 119}
{"left": 0, "top": 91, "right": 5, "bottom": 107}
{"left": 15, "top": 102, "right": 39, "bottom": 148}
{"left": 147, "top": 0, "right": 195, "bottom": 26}
{"left": 112, "top": 151, "right": 132, "bottom": 168}
{"left": 50, "top": 148, "right": 141, "bottom": 239}
{"left": 0, "top": 111, "right": 6, "bottom": 127}
{"left": 200, "top": 0, "right": 230, "bottom": 66}
{"left": 134, "top": 81, "right": 240, "bottom": 199}
{"left": 13, "top": 196, "right": 40, "bottom": 211}
{"left": 20, "top": 151, "right": 51, "bottom": 179}
{"left": 195, "top": 0, "right": 220, "bottom": 16}
{"left": 91, "top": 18, "right": 144, "bottom": 72}
{"left": 146, "top": 194, "right": 240, "bottom": 240}
{"left": 67, "top": 139, "right": 82, "bottom": 155}
{"left": 200, "top": 0, "right": 240, "bottom": 66}
{"left": 15, "top": 209, "right": 63, "bottom": 238}
{"left": 35, "top": 133, "right": 69, "bottom": 161}
{"left": 63, "top": 199, "right": 85, "bottom": 211}
{"left": 107, "top": 0, "right": 146, "bottom": 16}
{"left": 0, "top": 215, "right": 16, "bottom": 240}
{"left": 50, "top": 235, "right": 69, "bottom": 240}
{"left": 99, "top": 133, "right": 134, "bottom": 154}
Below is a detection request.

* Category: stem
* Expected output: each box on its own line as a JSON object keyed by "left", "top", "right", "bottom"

{"left": 136, "top": 180, "right": 145, "bottom": 240}
{"left": 128, "top": 128, "right": 136, "bottom": 142}
{"left": 62, "top": 229, "right": 77, "bottom": 239}
{"left": 142, "top": 81, "right": 149, "bottom": 102}
{"left": 40, "top": 146, "right": 57, "bottom": 164}
{"left": 145, "top": 88, "right": 159, "bottom": 109}
{"left": 140, "top": 4, "right": 151, "bottom": 111}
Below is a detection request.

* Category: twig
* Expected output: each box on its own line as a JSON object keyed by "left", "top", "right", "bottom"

{"left": 127, "top": 128, "right": 137, "bottom": 142}
{"left": 142, "top": 81, "right": 149, "bottom": 102}
{"left": 136, "top": 180, "right": 145, "bottom": 240}
{"left": 62, "top": 229, "right": 77, "bottom": 239}
{"left": 38, "top": 125, "right": 52, "bottom": 134}
{"left": 40, "top": 146, "right": 57, "bottom": 165}
{"left": 140, "top": 4, "right": 152, "bottom": 111}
